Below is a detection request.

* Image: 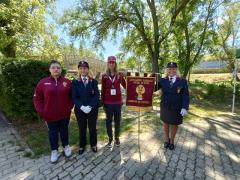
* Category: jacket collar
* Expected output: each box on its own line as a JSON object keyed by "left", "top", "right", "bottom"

{"left": 165, "top": 75, "right": 181, "bottom": 81}
{"left": 78, "top": 75, "right": 93, "bottom": 82}
{"left": 49, "top": 75, "right": 62, "bottom": 81}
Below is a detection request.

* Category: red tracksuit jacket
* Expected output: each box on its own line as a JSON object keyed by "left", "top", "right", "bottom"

{"left": 33, "top": 76, "right": 73, "bottom": 122}
{"left": 101, "top": 72, "right": 126, "bottom": 105}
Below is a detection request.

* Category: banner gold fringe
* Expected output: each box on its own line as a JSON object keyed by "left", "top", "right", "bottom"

{"left": 126, "top": 106, "right": 153, "bottom": 112}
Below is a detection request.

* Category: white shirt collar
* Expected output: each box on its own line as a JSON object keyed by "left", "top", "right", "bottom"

{"left": 81, "top": 76, "right": 88, "bottom": 82}
{"left": 169, "top": 75, "right": 176, "bottom": 83}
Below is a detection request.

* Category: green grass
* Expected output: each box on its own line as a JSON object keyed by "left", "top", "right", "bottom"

{"left": 25, "top": 131, "right": 49, "bottom": 157}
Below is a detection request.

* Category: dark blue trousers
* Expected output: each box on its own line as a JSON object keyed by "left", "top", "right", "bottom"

{"left": 104, "top": 104, "right": 122, "bottom": 139}
{"left": 74, "top": 107, "right": 98, "bottom": 148}
{"left": 46, "top": 118, "right": 69, "bottom": 150}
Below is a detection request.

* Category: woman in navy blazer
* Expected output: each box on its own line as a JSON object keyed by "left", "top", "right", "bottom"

{"left": 72, "top": 61, "right": 99, "bottom": 154}
{"left": 155, "top": 62, "right": 189, "bottom": 150}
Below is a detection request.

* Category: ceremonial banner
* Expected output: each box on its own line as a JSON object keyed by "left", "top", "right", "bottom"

{"left": 126, "top": 76, "right": 155, "bottom": 112}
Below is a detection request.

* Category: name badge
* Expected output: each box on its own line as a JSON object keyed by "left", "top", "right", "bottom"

{"left": 110, "top": 89, "right": 116, "bottom": 95}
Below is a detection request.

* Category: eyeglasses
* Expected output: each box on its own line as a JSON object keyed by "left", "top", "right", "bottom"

{"left": 108, "top": 61, "right": 115, "bottom": 64}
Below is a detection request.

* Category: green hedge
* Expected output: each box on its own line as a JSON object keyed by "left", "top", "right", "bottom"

{"left": 190, "top": 79, "right": 240, "bottom": 101}
{"left": 0, "top": 58, "right": 66, "bottom": 121}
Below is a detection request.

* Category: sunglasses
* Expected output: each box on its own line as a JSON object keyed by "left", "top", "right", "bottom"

{"left": 108, "top": 61, "right": 115, "bottom": 64}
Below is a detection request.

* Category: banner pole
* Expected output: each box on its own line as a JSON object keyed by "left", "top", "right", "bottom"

{"left": 138, "top": 105, "right": 142, "bottom": 163}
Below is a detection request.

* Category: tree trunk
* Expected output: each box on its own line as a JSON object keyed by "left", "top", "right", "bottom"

{"left": 3, "top": 42, "right": 16, "bottom": 58}
{"left": 159, "top": 57, "right": 165, "bottom": 77}
{"left": 183, "top": 63, "right": 190, "bottom": 78}
{"left": 151, "top": 52, "right": 159, "bottom": 74}
{"left": 187, "top": 69, "right": 191, "bottom": 82}
{"left": 183, "top": 71, "right": 188, "bottom": 78}
{"left": 228, "top": 59, "right": 240, "bottom": 81}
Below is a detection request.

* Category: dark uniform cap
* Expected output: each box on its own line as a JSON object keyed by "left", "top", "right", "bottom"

{"left": 78, "top": 61, "right": 89, "bottom": 69}
{"left": 166, "top": 62, "right": 177, "bottom": 68}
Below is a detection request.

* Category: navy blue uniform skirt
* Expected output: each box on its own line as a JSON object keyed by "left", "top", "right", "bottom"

{"left": 160, "top": 106, "right": 183, "bottom": 125}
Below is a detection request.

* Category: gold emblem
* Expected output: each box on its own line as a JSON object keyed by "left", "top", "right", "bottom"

{"left": 177, "top": 86, "right": 182, "bottom": 93}
{"left": 136, "top": 85, "right": 145, "bottom": 101}
{"left": 63, "top": 82, "right": 67, "bottom": 87}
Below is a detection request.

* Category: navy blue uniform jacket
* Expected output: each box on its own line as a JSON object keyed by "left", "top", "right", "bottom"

{"left": 72, "top": 78, "right": 99, "bottom": 109}
{"left": 156, "top": 76, "right": 189, "bottom": 111}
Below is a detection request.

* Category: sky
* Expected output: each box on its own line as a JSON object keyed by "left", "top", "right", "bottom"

{"left": 47, "top": 0, "right": 121, "bottom": 61}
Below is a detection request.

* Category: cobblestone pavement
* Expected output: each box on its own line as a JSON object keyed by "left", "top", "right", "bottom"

{"left": 0, "top": 111, "right": 240, "bottom": 180}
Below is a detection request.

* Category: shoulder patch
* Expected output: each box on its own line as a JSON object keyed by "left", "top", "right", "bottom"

{"left": 176, "top": 76, "right": 182, "bottom": 80}
{"left": 63, "top": 81, "right": 68, "bottom": 87}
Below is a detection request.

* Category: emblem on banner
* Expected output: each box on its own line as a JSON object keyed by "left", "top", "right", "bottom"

{"left": 136, "top": 85, "right": 145, "bottom": 100}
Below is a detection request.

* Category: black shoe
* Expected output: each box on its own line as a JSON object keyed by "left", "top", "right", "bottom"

{"left": 115, "top": 138, "right": 120, "bottom": 147}
{"left": 108, "top": 138, "right": 113, "bottom": 147}
{"left": 169, "top": 144, "right": 175, "bottom": 150}
{"left": 78, "top": 148, "right": 85, "bottom": 155}
{"left": 164, "top": 142, "right": 170, "bottom": 149}
{"left": 91, "top": 146, "right": 98, "bottom": 153}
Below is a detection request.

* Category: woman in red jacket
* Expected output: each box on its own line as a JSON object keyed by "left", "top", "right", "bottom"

{"left": 101, "top": 56, "right": 126, "bottom": 147}
{"left": 33, "top": 60, "right": 73, "bottom": 163}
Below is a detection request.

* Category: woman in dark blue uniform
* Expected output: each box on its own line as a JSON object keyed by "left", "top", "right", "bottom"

{"left": 155, "top": 62, "right": 189, "bottom": 150}
{"left": 72, "top": 61, "right": 99, "bottom": 154}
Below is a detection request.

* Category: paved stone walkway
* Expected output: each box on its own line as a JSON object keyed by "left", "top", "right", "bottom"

{"left": 0, "top": 111, "right": 240, "bottom": 180}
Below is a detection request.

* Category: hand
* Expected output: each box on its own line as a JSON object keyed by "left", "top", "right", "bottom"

{"left": 180, "top": 108, "right": 188, "bottom": 116}
{"left": 80, "top": 106, "right": 88, "bottom": 113}
{"left": 85, "top": 106, "right": 92, "bottom": 114}
{"left": 118, "top": 71, "right": 125, "bottom": 76}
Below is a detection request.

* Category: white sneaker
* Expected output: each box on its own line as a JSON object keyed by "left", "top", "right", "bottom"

{"left": 64, "top": 145, "right": 72, "bottom": 157}
{"left": 50, "top": 150, "right": 60, "bottom": 163}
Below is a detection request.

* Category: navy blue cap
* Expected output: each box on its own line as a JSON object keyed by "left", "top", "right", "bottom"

{"left": 78, "top": 61, "right": 89, "bottom": 69}
{"left": 166, "top": 62, "right": 177, "bottom": 68}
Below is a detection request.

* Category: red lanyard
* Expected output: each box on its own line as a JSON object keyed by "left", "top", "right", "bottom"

{"left": 108, "top": 75, "right": 116, "bottom": 88}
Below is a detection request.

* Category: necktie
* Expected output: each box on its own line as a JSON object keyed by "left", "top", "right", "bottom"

{"left": 169, "top": 77, "right": 173, "bottom": 87}
{"left": 83, "top": 77, "right": 87, "bottom": 87}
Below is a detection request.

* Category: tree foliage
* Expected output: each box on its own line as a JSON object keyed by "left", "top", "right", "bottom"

{"left": 171, "top": 0, "right": 222, "bottom": 78}
{"left": 0, "top": 0, "right": 63, "bottom": 60}
{"left": 61, "top": 0, "right": 192, "bottom": 73}
{"left": 0, "top": 0, "right": 46, "bottom": 57}
{"left": 213, "top": 1, "right": 240, "bottom": 78}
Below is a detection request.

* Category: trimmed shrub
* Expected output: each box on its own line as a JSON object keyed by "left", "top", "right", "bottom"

{"left": 0, "top": 58, "right": 66, "bottom": 121}
{"left": 190, "top": 79, "right": 239, "bottom": 102}
{"left": 206, "top": 84, "right": 215, "bottom": 97}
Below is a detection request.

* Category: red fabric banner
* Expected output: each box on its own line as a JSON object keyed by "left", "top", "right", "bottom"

{"left": 126, "top": 76, "right": 155, "bottom": 112}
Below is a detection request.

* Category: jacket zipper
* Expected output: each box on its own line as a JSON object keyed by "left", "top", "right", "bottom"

{"left": 55, "top": 79, "right": 58, "bottom": 120}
